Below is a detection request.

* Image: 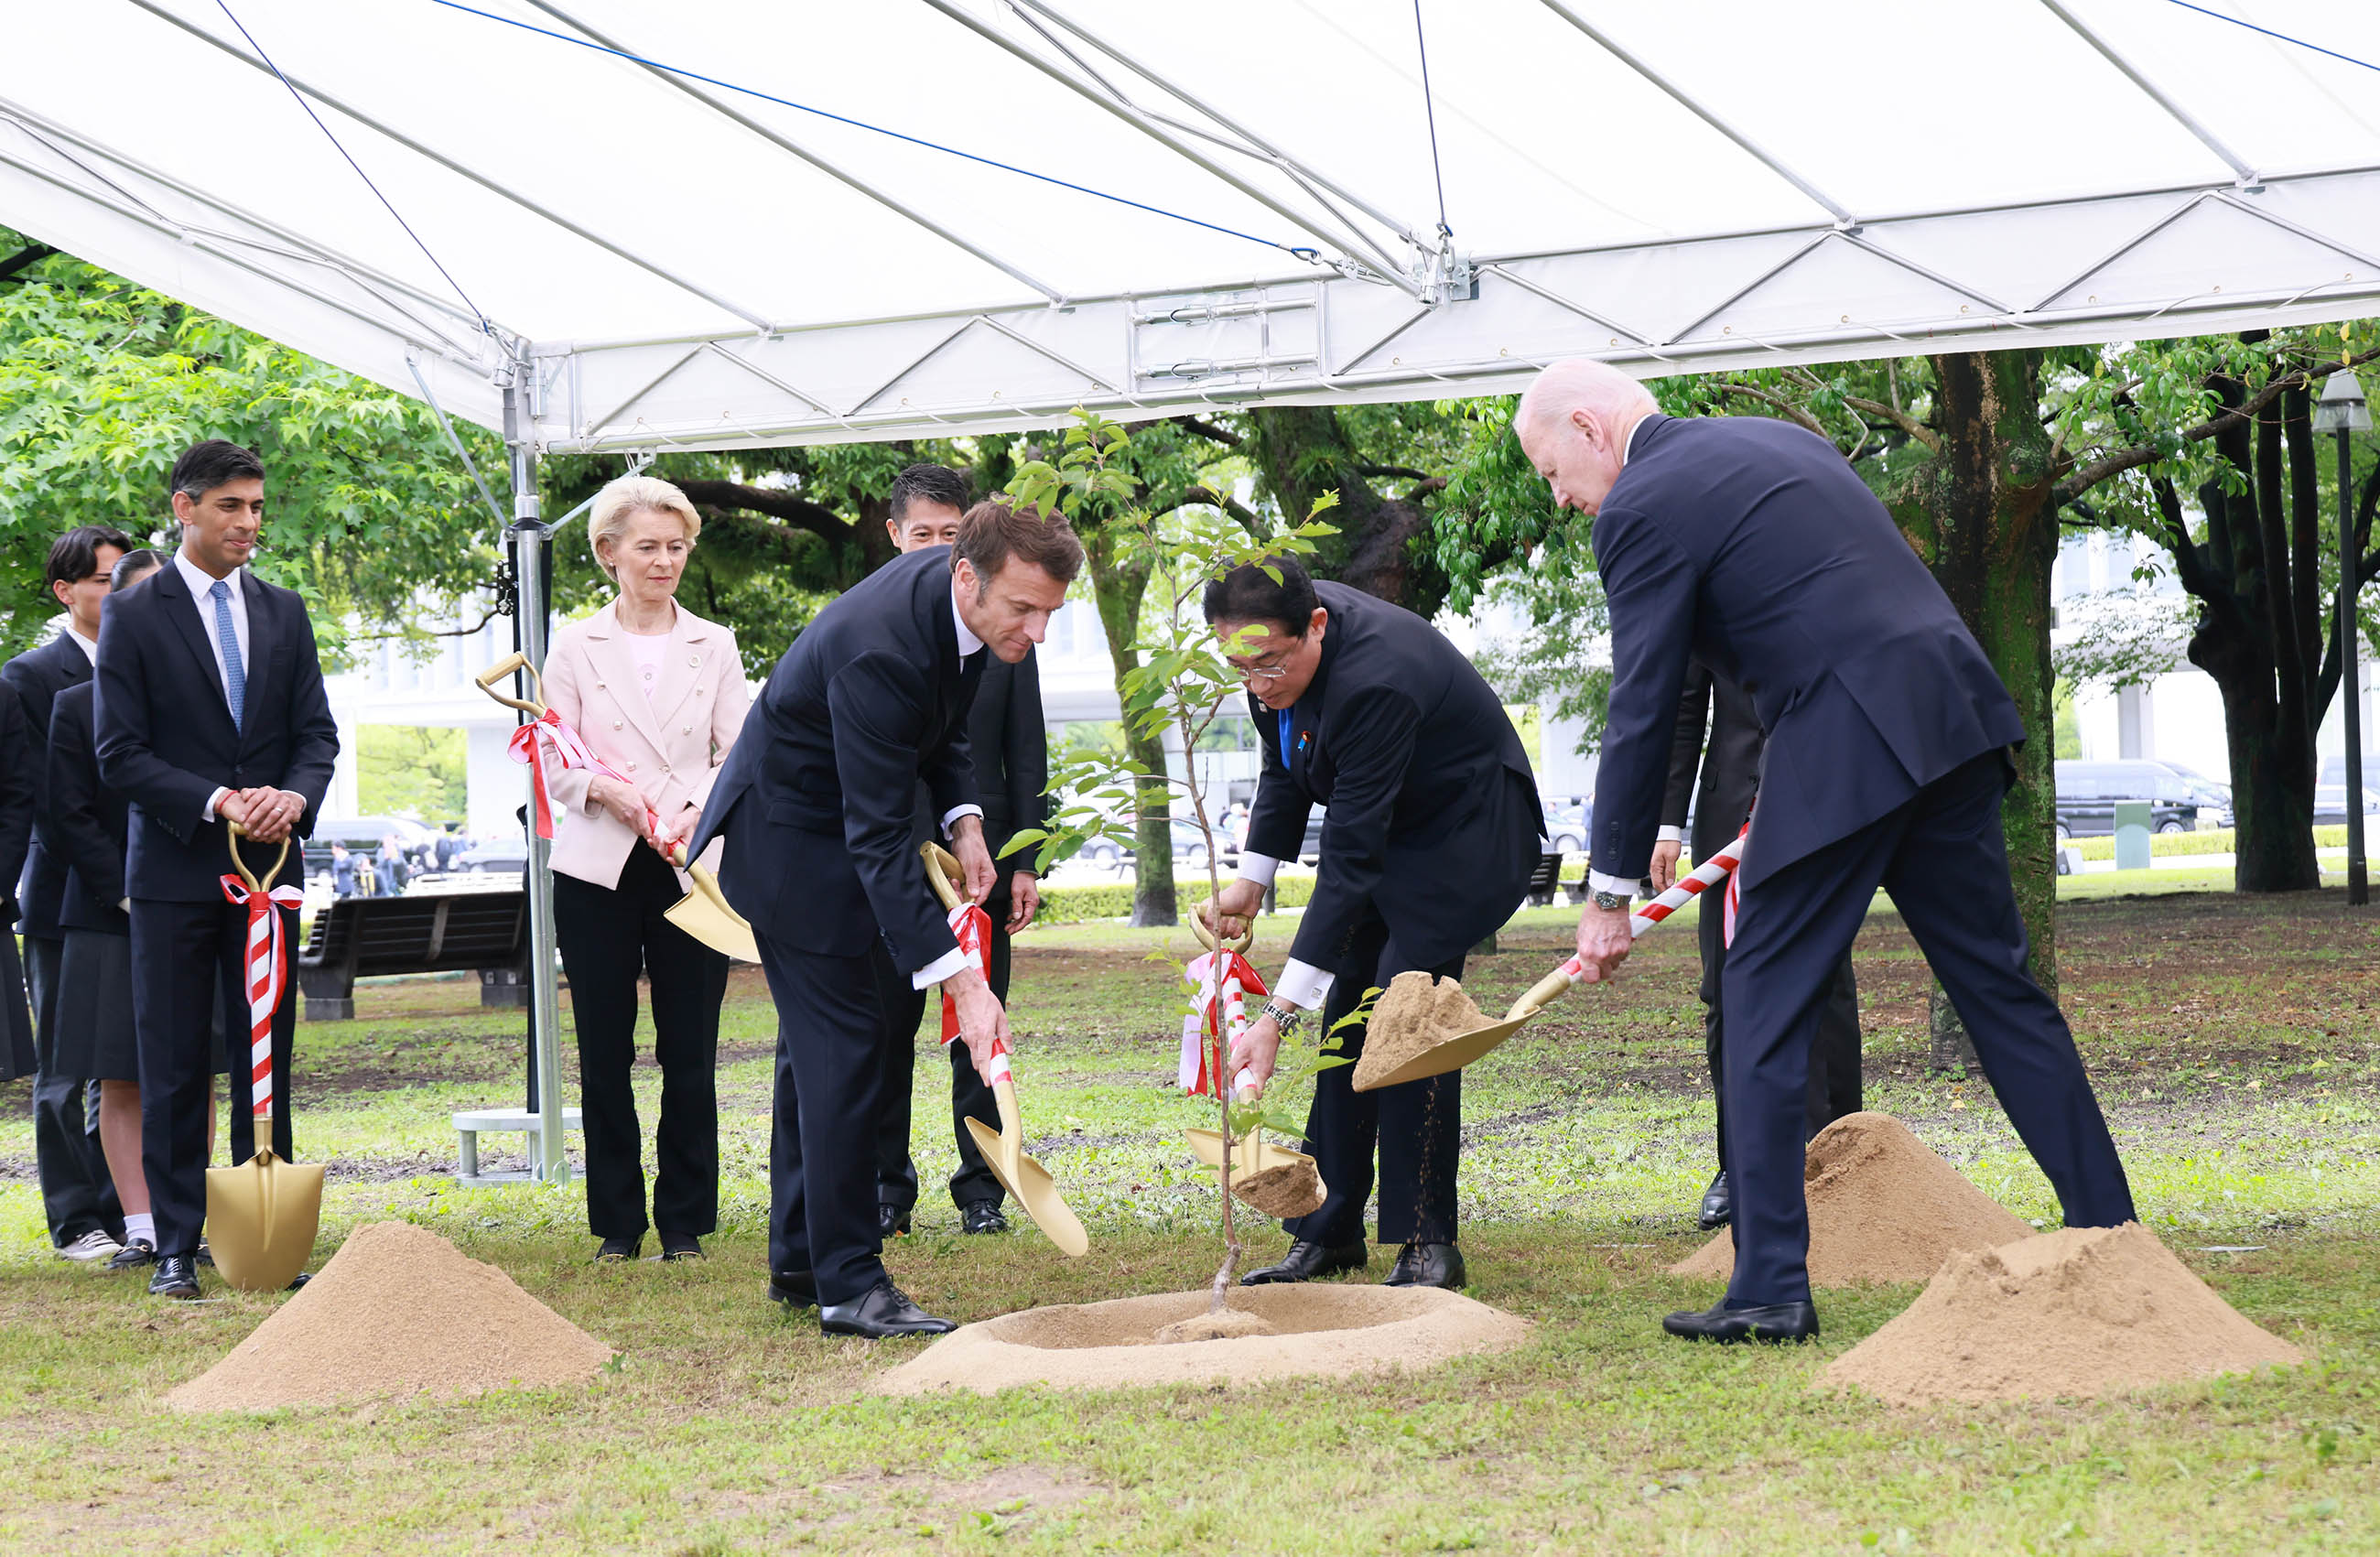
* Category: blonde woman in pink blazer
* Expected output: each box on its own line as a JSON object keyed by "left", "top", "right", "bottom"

{"left": 543, "top": 475, "right": 751, "bottom": 1263}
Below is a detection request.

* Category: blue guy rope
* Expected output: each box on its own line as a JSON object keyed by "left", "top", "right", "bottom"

{"left": 2161, "top": 0, "right": 2380, "bottom": 75}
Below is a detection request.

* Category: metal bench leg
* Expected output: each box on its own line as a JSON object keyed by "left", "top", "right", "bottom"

{"left": 458, "top": 1128, "right": 479, "bottom": 1180}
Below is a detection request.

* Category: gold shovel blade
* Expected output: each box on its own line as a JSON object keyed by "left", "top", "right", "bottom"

{"left": 1183, "top": 1127, "right": 1312, "bottom": 1178}
{"left": 963, "top": 1116, "right": 1088, "bottom": 1258}
{"left": 664, "top": 866, "right": 758, "bottom": 963}
{"left": 203, "top": 1150, "right": 324, "bottom": 1292}
{"left": 1352, "top": 1014, "right": 1536, "bottom": 1092}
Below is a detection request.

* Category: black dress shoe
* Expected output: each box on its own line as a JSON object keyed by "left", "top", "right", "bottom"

{"left": 657, "top": 1231, "right": 703, "bottom": 1261}
{"left": 958, "top": 1201, "right": 1009, "bottom": 1236}
{"left": 768, "top": 1270, "right": 817, "bottom": 1309}
{"left": 107, "top": 1239, "right": 158, "bottom": 1272}
{"left": 287, "top": 1271, "right": 310, "bottom": 1292}
{"left": 878, "top": 1204, "right": 912, "bottom": 1239}
{"left": 819, "top": 1280, "right": 956, "bottom": 1338}
{"left": 1383, "top": 1241, "right": 1467, "bottom": 1290}
{"left": 148, "top": 1254, "right": 200, "bottom": 1300}
{"left": 195, "top": 1240, "right": 214, "bottom": 1269}
{"left": 1661, "top": 1300, "right": 1821, "bottom": 1345}
{"left": 1698, "top": 1170, "right": 1733, "bottom": 1230}
{"left": 595, "top": 1236, "right": 643, "bottom": 1263}
{"left": 1240, "top": 1238, "right": 1368, "bottom": 1285}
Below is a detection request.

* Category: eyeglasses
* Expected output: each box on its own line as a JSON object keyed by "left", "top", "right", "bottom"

{"left": 1237, "top": 656, "right": 1291, "bottom": 682}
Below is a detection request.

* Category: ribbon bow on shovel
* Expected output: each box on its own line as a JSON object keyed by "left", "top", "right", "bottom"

{"left": 202, "top": 823, "right": 323, "bottom": 1292}
{"left": 921, "top": 841, "right": 1087, "bottom": 1258}
{"left": 473, "top": 653, "right": 757, "bottom": 964}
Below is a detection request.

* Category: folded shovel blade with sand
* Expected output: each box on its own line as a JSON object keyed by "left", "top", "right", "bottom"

{"left": 925, "top": 842, "right": 1088, "bottom": 1258}
{"left": 473, "top": 653, "right": 756, "bottom": 962}
{"left": 204, "top": 827, "right": 323, "bottom": 1292}
{"left": 1182, "top": 909, "right": 1327, "bottom": 1220}
{"left": 1356, "top": 834, "right": 1747, "bottom": 1091}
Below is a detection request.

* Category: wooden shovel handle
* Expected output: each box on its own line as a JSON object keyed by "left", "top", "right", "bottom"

{"left": 920, "top": 840, "right": 965, "bottom": 911}
{"left": 1187, "top": 904, "right": 1256, "bottom": 955}
{"left": 472, "top": 652, "right": 547, "bottom": 717}
{"left": 1504, "top": 958, "right": 1579, "bottom": 1022}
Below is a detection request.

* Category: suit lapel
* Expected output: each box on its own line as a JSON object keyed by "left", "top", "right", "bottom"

{"left": 586, "top": 603, "right": 671, "bottom": 754}
{"left": 152, "top": 564, "right": 239, "bottom": 734}
{"left": 237, "top": 573, "right": 281, "bottom": 748}
{"left": 49, "top": 633, "right": 92, "bottom": 690}
{"left": 647, "top": 611, "right": 708, "bottom": 735}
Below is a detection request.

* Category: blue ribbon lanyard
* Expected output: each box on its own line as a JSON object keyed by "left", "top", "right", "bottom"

{"left": 1276, "top": 708, "right": 1294, "bottom": 770}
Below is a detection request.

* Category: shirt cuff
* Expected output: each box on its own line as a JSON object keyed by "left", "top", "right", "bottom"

{"left": 914, "top": 946, "right": 971, "bottom": 989}
{"left": 1271, "top": 958, "right": 1334, "bottom": 1010}
{"left": 1235, "top": 850, "right": 1280, "bottom": 888}
{"left": 1588, "top": 870, "right": 1639, "bottom": 900}
{"left": 203, "top": 786, "right": 230, "bottom": 824}
{"left": 940, "top": 804, "right": 983, "bottom": 838}
{"left": 1656, "top": 826, "right": 1682, "bottom": 843}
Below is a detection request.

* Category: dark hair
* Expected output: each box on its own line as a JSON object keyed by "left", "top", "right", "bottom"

{"left": 1203, "top": 554, "right": 1319, "bottom": 636}
{"left": 168, "top": 439, "right": 265, "bottom": 503}
{"left": 44, "top": 524, "right": 138, "bottom": 590}
{"left": 110, "top": 547, "right": 165, "bottom": 591}
{"left": 890, "top": 463, "right": 971, "bottom": 524}
{"left": 953, "top": 499, "right": 1084, "bottom": 589}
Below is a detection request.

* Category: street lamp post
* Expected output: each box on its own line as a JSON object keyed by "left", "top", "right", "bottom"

{"left": 2313, "top": 368, "right": 2371, "bottom": 906}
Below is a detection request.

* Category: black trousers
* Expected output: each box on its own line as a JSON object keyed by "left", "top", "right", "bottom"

{"left": 26, "top": 933, "right": 120, "bottom": 1248}
{"left": 129, "top": 899, "right": 297, "bottom": 1260}
{"left": 553, "top": 845, "right": 729, "bottom": 1242}
{"left": 756, "top": 935, "right": 894, "bottom": 1304}
{"left": 1699, "top": 895, "right": 1863, "bottom": 1168}
{"left": 1285, "top": 909, "right": 1464, "bottom": 1249}
{"left": 1721, "top": 752, "right": 2137, "bottom": 1306}
{"left": 874, "top": 872, "right": 1010, "bottom": 1217}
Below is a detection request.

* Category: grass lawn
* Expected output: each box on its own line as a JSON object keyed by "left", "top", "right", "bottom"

{"left": 1, "top": 875, "right": 2374, "bottom": 1554}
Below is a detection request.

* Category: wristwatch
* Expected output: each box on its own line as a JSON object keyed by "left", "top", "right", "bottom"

{"left": 1259, "top": 999, "right": 1309, "bottom": 1037}
{"left": 1592, "top": 889, "right": 1630, "bottom": 912}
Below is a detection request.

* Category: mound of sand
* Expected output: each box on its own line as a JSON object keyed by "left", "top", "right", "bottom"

{"left": 1671, "top": 1112, "right": 2033, "bottom": 1286}
{"left": 1354, "top": 970, "right": 1490, "bottom": 1091}
{"left": 1232, "top": 1156, "right": 1325, "bottom": 1219}
{"left": 877, "top": 1283, "right": 1529, "bottom": 1396}
{"left": 168, "top": 1221, "right": 612, "bottom": 1412}
{"left": 1823, "top": 1223, "right": 2304, "bottom": 1405}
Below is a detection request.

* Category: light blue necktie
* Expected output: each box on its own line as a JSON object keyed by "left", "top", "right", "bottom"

{"left": 210, "top": 578, "right": 245, "bottom": 730}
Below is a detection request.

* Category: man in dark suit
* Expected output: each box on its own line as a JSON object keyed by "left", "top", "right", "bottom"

{"left": 871, "top": 464, "right": 1046, "bottom": 1238}
{"left": 687, "top": 499, "right": 1079, "bottom": 1337}
{"left": 95, "top": 441, "right": 339, "bottom": 1300}
{"left": 1, "top": 690, "right": 36, "bottom": 1090}
{"left": 1520, "top": 359, "right": 2134, "bottom": 1345}
{"left": 1655, "top": 660, "right": 1863, "bottom": 1230}
{"left": 1202, "top": 557, "right": 1542, "bottom": 1292}
{"left": 5, "top": 524, "right": 135, "bottom": 1260}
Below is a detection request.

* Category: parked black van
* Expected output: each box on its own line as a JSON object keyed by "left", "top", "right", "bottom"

{"left": 2051, "top": 761, "right": 2223, "bottom": 840}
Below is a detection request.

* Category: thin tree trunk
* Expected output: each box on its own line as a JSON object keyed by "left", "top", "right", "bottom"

{"left": 1928, "top": 985, "right": 1979, "bottom": 1075}
{"left": 1086, "top": 546, "right": 1178, "bottom": 925}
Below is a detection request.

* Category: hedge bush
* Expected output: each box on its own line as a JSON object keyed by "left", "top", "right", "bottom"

{"left": 1037, "top": 870, "right": 1315, "bottom": 926}
{"left": 2072, "top": 824, "right": 2348, "bottom": 862}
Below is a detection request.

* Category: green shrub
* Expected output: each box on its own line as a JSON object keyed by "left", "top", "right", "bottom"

{"left": 1037, "top": 870, "right": 1315, "bottom": 925}
{"left": 2072, "top": 824, "right": 2348, "bottom": 861}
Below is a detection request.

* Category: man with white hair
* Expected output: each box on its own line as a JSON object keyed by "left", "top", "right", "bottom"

{"left": 1517, "top": 358, "right": 2135, "bottom": 1345}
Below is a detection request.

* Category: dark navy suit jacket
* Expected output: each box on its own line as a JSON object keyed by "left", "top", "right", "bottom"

{"left": 1245, "top": 581, "right": 1542, "bottom": 971}
{"left": 92, "top": 565, "right": 337, "bottom": 902}
{"left": 1591, "top": 415, "right": 2023, "bottom": 892}
{"left": 47, "top": 682, "right": 130, "bottom": 935}
{"left": 3, "top": 632, "right": 94, "bottom": 937}
{"left": 687, "top": 547, "right": 982, "bottom": 972}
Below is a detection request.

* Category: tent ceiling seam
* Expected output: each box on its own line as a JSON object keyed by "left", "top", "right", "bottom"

{"left": 2036, "top": 0, "right": 2257, "bottom": 185}
{"left": 580, "top": 345, "right": 705, "bottom": 442}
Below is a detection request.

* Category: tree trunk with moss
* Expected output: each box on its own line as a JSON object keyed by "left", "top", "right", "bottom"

{"left": 1084, "top": 535, "right": 1176, "bottom": 925}
{"left": 1876, "top": 350, "right": 2061, "bottom": 992}
{"left": 1241, "top": 405, "right": 1450, "bottom": 612}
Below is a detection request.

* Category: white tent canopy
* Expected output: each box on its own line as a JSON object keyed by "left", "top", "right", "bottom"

{"left": 7, "top": 0, "right": 2380, "bottom": 455}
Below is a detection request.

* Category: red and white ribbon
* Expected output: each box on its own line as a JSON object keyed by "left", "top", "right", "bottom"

{"left": 937, "top": 901, "right": 1010, "bottom": 1086}
{"left": 505, "top": 708, "right": 614, "bottom": 840}
{"left": 1182, "top": 947, "right": 1268, "bottom": 1097}
{"left": 219, "top": 871, "right": 305, "bottom": 1123}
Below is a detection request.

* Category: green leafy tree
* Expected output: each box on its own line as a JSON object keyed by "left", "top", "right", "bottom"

{"left": 355, "top": 725, "right": 467, "bottom": 822}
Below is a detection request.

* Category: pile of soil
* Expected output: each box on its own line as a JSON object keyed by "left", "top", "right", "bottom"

{"left": 1671, "top": 1112, "right": 2032, "bottom": 1285}
{"left": 1232, "top": 1156, "right": 1325, "bottom": 1219}
{"left": 1354, "top": 970, "right": 1489, "bottom": 1090}
{"left": 1823, "top": 1222, "right": 2304, "bottom": 1404}
{"left": 167, "top": 1221, "right": 612, "bottom": 1411}
{"left": 878, "top": 1284, "right": 1529, "bottom": 1396}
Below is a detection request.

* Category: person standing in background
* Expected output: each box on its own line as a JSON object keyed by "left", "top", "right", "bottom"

{"left": 871, "top": 464, "right": 1044, "bottom": 1239}
{"left": 541, "top": 475, "right": 750, "bottom": 1263}
{"left": 5, "top": 524, "right": 135, "bottom": 1262}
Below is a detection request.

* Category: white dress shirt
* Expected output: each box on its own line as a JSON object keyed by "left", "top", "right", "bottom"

{"left": 176, "top": 550, "right": 249, "bottom": 825}
{"left": 914, "top": 584, "right": 990, "bottom": 989}
{"left": 65, "top": 625, "right": 99, "bottom": 667}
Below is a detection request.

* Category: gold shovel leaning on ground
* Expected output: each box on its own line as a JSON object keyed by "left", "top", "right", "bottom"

{"left": 1182, "top": 912, "right": 1327, "bottom": 1217}
{"left": 204, "top": 825, "right": 324, "bottom": 1292}
{"left": 922, "top": 842, "right": 1088, "bottom": 1257}
{"left": 472, "top": 652, "right": 757, "bottom": 963}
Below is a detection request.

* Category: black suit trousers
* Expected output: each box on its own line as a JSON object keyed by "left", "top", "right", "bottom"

{"left": 553, "top": 845, "right": 729, "bottom": 1242}
{"left": 25, "top": 933, "right": 120, "bottom": 1247}
{"left": 1698, "top": 897, "right": 1862, "bottom": 1167}
{"left": 130, "top": 899, "right": 298, "bottom": 1259}
{"left": 1719, "top": 752, "right": 2136, "bottom": 1306}
{"left": 755, "top": 935, "right": 893, "bottom": 1303}
{"left": 1285, "top": 909, "right": 1464, "bottom": 1248}
{"left": 873, "top": 872, "right": 1011, "bottom": 1216}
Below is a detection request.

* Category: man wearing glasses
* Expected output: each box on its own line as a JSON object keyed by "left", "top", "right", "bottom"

{"left": 1198, "top": 556, "right": 1542, "bottom": 1291}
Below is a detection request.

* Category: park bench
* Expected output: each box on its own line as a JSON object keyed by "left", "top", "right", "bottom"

{"left": 1523, "top": 849, "right": 1564, "bottom": 906}
{"left": 298, "top": 890, "right": 533, "bottom": 1021}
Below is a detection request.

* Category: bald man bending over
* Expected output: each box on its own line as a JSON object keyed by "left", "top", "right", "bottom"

{"left": 1518, "top": 359, "right": 2134, "bottom": 1345}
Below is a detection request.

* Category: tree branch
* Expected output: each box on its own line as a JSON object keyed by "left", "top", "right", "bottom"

{"left": 352, "top": 605, "right": 503, "bottom": 643}
{"left": 0, "top": 243, "right": 56, "bottom": 284}
{"left": 2051, "top": 344, "right": 2380, "bottom": 504}
{"left": 1710, "top": 381, "right": 1831, "bottom": 441}
{"left": 1175, "top": 416, "right": 1242, "bottom": 449}
{"left": 669, "top": 478, "right": 869, "bottom": 556}
{"left": 1841, "top": 394, "right": 1940, "bottom": 452}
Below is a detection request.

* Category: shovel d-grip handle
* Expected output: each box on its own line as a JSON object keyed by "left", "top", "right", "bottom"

{"left": 223, "top": 819, "right": 290, "bottom": 895}
{"left": 473, "top": 651, "right": 547, "bottom": 716}
{"left": 1187, "top": 903, "right": 1257, "bottom": 956}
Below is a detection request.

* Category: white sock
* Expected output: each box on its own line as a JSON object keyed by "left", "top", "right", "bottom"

{"left": 124, "top": 1213, "right": 155, "bottom": 1248}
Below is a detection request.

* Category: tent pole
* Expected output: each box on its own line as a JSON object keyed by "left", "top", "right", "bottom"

{"left": 503, "top": 365, "right": 569, "bottom": 1185}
